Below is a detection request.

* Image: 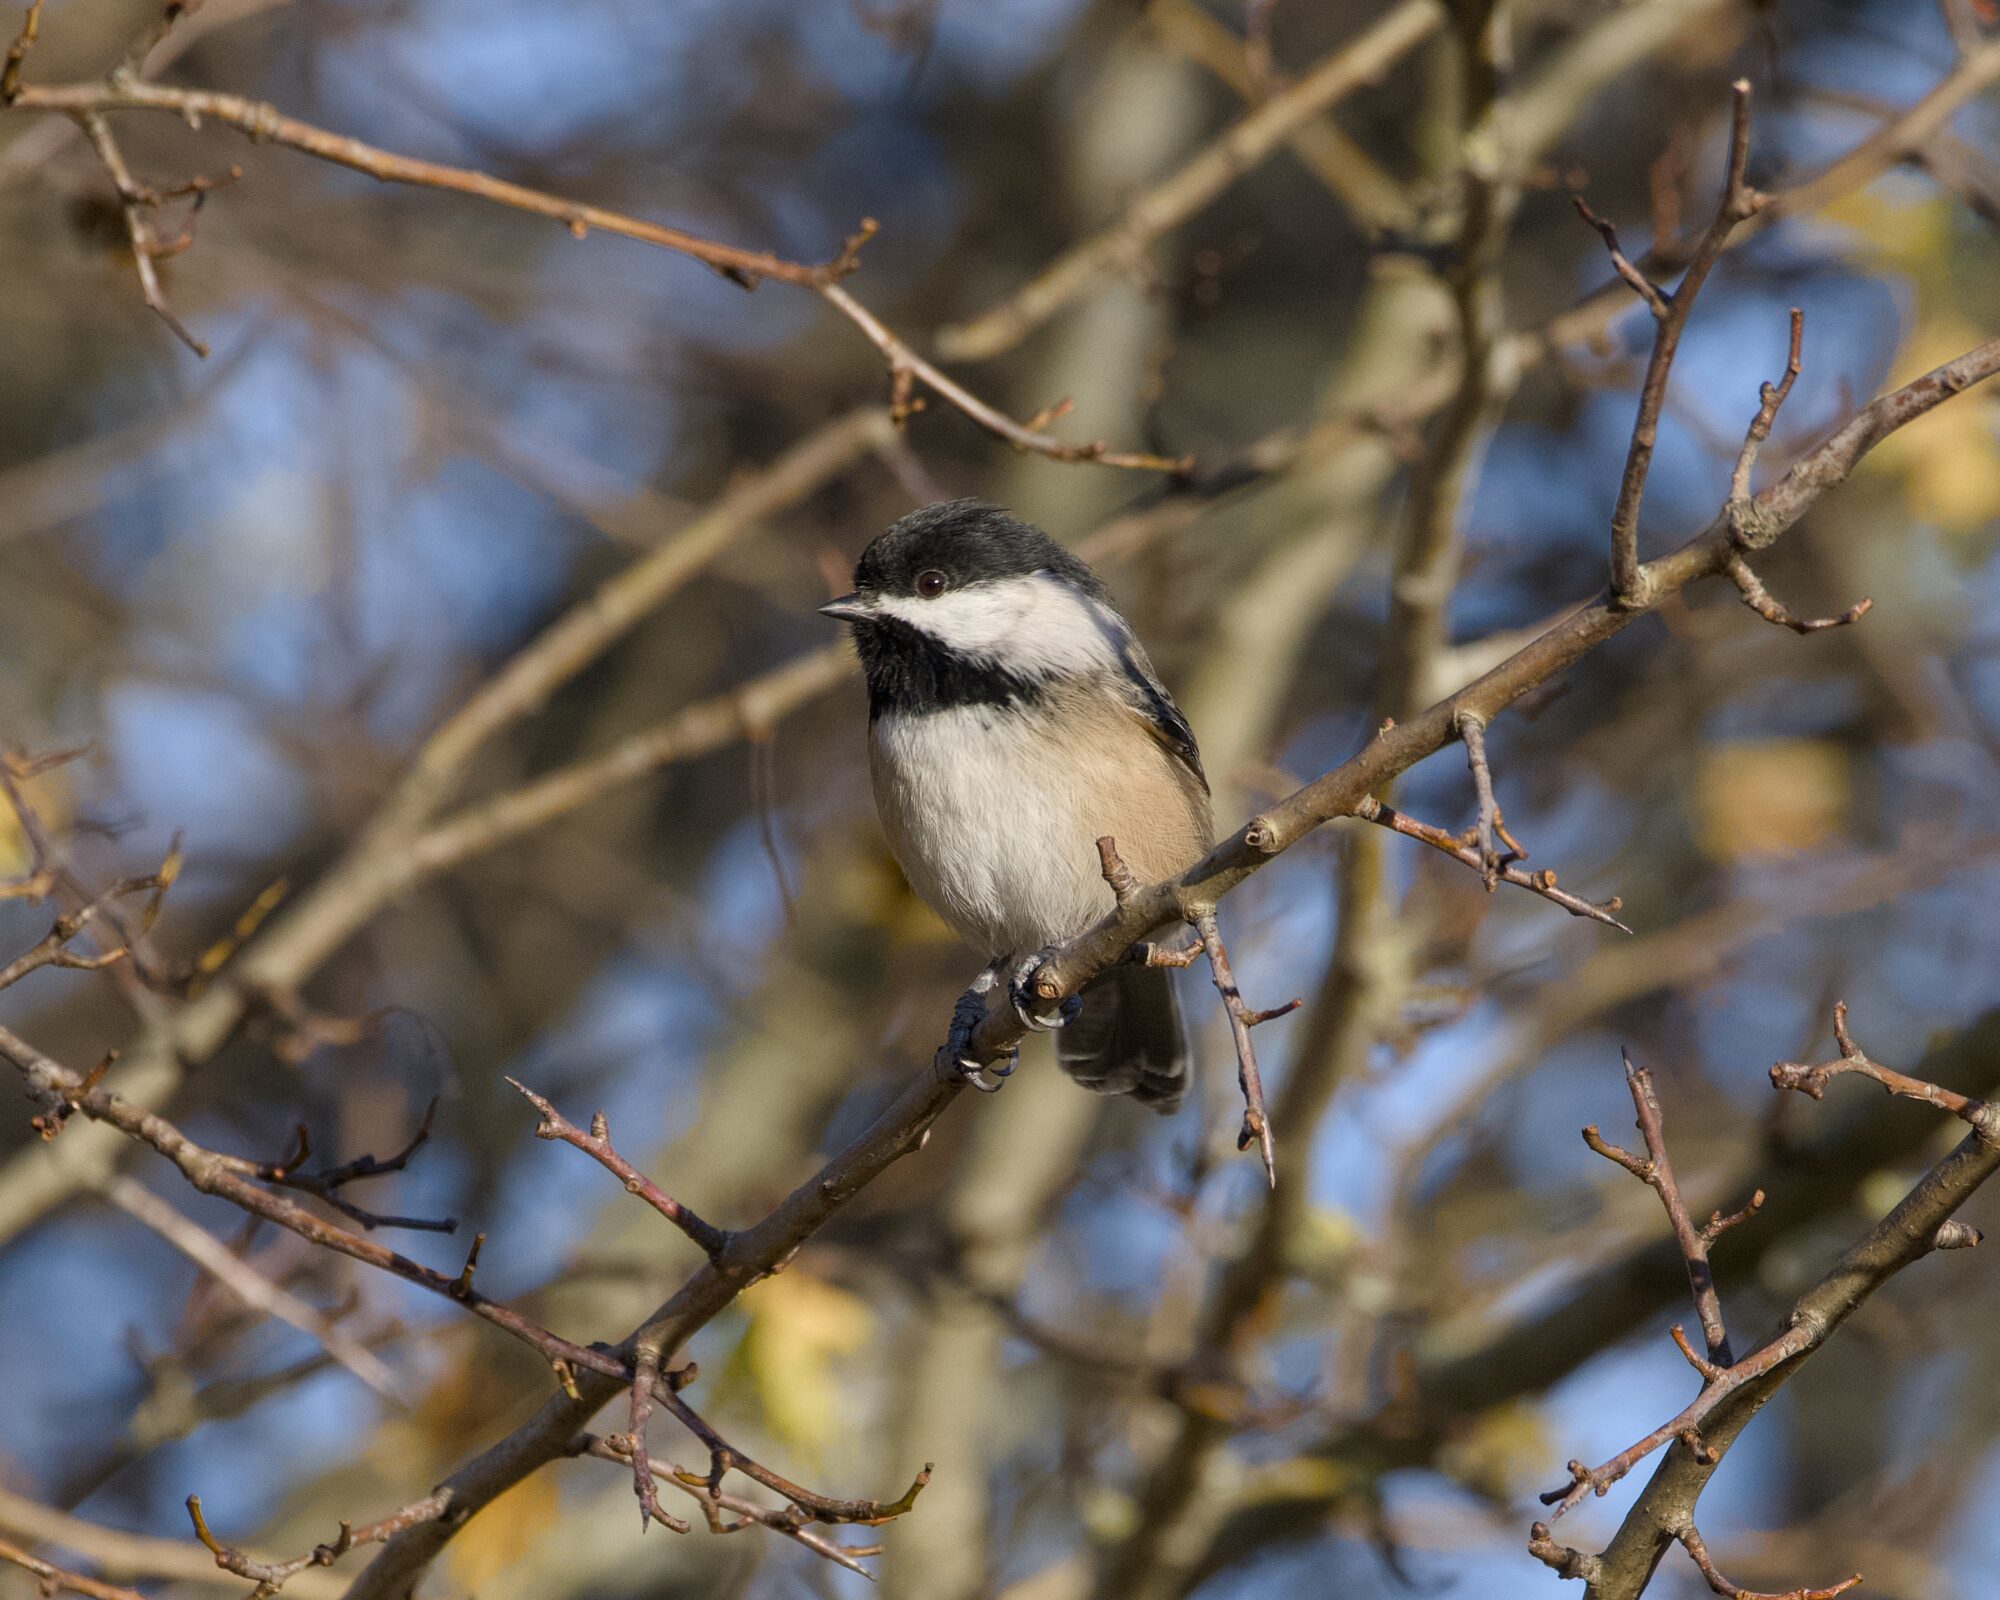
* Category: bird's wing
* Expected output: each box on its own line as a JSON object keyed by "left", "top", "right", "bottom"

{"left": 1111, "top": 631, "right": 1209, "bottom": 794}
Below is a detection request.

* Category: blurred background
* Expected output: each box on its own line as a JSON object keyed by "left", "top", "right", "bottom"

{"left": 3, "top": 0, "right": 2000, "bottom": 1596}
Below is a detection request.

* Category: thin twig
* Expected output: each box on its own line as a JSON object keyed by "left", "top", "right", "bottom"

{"left": 210, "top": 1101, "right": 459, "bottom": 1233}
{"left": 817, "top": 283, "right": 1188, "bottom": 472}
{"left": 579, "top": 1437, "right": 883, "bottom": 1578}
{"left": 1677, "top": 1525, "right": 1861, "bottom": 1600}
{"left": 1570, "top": 197, "right": 1669, "bottom": 320}
{"left": 1454, "top": 710, "right": 1518, "bottom": 891}
{"left": 103, "top": 1175, "right": 404, "bottom": 1401}
{"left": 1355, "top": 797, "right": 1631, "bottom": 931}
{"left": 0, "top": 1536, "right": 145, "bottom": 1600}
{"left": 1581, "top": 1050, "right": 1747, "bottom": 1363}
{"left": 1584, "top": 81, "right": 1766, "bottom": 604}
{"left": 508, "top": 1080, "right": 730, "bottom": 1258}
{"left": 186, "top": 1489, "right": 450, "bottom": 1598}
{"left": 656, "top": 1383, "right": 932, "bottom": 1525}
{"left": 73, "top": 108, "right": 208, "bottom": 354}
{"left": 622, "top": 1344, "right": 684, "bottom": 1532}
{"left": 1729, "top": 306, "right": 1804, "bottom": 501}
{"left": 0, "top": 0, "right": 43, "bottom": 104}
{"left": 1772, "top": 1001, "right": 1994, "bottom": 1127}
{"left": 1192, "top": 908, "right": 1294, "bottom": 1188}
{"left": 1721, "top": 306, "right": 1873, "bottom": 633}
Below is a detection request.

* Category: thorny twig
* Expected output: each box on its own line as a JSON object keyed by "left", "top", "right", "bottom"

{"left": 1194, "top": 909, "right": 1294, "bottom": 1189}
{"left": 1536, "top": 1008, "right": 2000, "bottom": 1600}
{"left": 507, "top": 1079, "right": 731, "bottom": 1259}
{"left": 621, "top": 1344, "right": 684, "bottom": 1532}
{"left": 1354, "top": 797, "right": 1631, "bottom": 931}
{"left": 1096, "top": 836, "right": 1296, "bottom": 1185}
{"left": 1582, "top": 1050, "right": 1758, "bottom": 1365}
{"left": 579, "top": 1436, "right": 885, "bottom": 1578}
{"left": 0, "top": 1533, "right": 144, "bottom": 1600}
{"left": 1723, "top": 307, "right": 1873, "bottom": 633}
{"left": 186, "top": 1489, "right": 451, "bottom": 1599}
{"left": 1772, "top": 1001, "right": 1994, "bottom": 1128}
{"left": 1582, "top": 80, "right": 1767, "bottom": 605}
{"left": 211, "top": 1100, "right": 459, "bottom": 1234}
{"left": 655, "top": 1381, "right": 932, "bottom": 1526}
{"left": 2, "top": 7, "right": 1178, "bottom": 472}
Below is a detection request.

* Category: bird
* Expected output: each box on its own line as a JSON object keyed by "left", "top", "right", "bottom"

{"left": 819, "top": 499, "right": 1212, "bottom": 1112}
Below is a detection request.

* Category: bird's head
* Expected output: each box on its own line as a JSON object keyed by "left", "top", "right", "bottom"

{"left": 821, "top": 500, "right": 1126, "bottom": 712}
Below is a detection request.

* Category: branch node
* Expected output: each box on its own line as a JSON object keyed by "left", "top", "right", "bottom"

{"left": 451, "top": 1232, "right": 485, "bottom": 1299}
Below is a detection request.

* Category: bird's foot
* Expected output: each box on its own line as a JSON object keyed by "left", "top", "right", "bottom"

{"left": 1010, "top": 946, "right": 1080, "bottom": 1034}
{"left": 935, "top": 981, "right": 1018, "bottom": 1093}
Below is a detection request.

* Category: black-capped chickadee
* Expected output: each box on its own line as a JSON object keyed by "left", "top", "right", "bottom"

{"left": 820, "top": 499, "right": 1212, "bottom": 1112}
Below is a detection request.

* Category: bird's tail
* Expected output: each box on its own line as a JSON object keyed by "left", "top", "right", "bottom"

{"left": 1056, "top": 963, "right": 1189, "bottom": 1114}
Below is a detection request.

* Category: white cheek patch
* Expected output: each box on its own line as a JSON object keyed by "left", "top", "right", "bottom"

{"left": 873, "top": 572, "right": 1126, "bottom": 680}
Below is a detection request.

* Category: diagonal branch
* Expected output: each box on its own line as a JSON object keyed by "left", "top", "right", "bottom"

{"left": 1771, "top": 1000, "right": 1992, "bottom": 1126}
{"left": 1355, "top": 798, "right": 1631, "bottom": 930}
{"left": 507, "top": 1080, "right": 730, "bottom": 1259}
{"left": 341, "top": 329, "right": 2000, "bottom": 1600}
{"left": 1538, "top": 1009, "right": 2000, "bottom": 1600}
{"left": 0, "top": 1536, "right": 144, "bottom": 1600}
{"left": 186, "top": 1490, "right": 450, "bottom": 1599}
{"left": 4, "top": 20, "right": 1179, "bottom": 472}
{"left": 102, "top": 1175, "right": 405, "bottom": 1402}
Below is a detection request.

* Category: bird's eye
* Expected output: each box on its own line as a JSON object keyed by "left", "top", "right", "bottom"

{"left": 915, "top": 569, "right": 948, "bottom": 599}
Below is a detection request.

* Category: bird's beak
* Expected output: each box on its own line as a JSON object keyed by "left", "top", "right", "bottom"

{"left": 818, "top": 593, "right": 874, "bottom": 623}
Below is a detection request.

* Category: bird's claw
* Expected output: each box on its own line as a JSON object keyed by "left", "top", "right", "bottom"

{"left": 950, "top": 1047, "right": 1018, "bottom": 1093}
{"left": 935, "top": 980, "right": 1019, "bottom": 1093}
{"left": 1010, "top": 947, "right": 1079, "bottom": 1033}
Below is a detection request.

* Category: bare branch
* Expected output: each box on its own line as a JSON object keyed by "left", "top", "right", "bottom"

{"left": 1678, "top": 1526, "right": 1861, "bottom": 1600}
{"left": 1581, "top": 1050, "right": 1751, "bottom": 1363}
{"left": 1571, "top": 197, "right": 1669, "bottom": 320}
{"left": 508, "top": 1080, "right": 730, "bottom": 1259}
{"left": 185, "top": 1489, "right": 449, "bottom": 1598}
{"left": 579, "top": 1437, "right": 885, "bottom": 1578}
{"left": 103, "top": 1175, "right": 404, "bottom": 1402}
{"left": 1772, "top": 1000, "right": 1993, "bottom": 1126}
{"left": 1356, "top": 797, "right": 1631, "bottom": 930}
{"left": 1191, "top": 907, "right": 1295, "bottom": 1187}
{"left": 0, "top": 1537, "right": 144, "bottom": 1600}
{"left": 1545, "top": 1011, "right": 2000, "bottom": 1599}
{"left": 209, "top": 1101, "right": 458, "bottom": 1234}
{"left": 1584, "top": 80, "right": 1767, "bottom": 605}
{"left": 1729, "top": 306, "right": 1804, "bottom": 501}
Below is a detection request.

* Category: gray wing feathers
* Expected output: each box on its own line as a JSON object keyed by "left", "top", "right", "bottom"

{"left": 1057, "top": 963, "right": 1190, "bottom": 1113}
{"left": 1111, "top": 631, "right": 1208, "bottom": 793}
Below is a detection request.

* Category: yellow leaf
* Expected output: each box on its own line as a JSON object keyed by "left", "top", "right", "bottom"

{"left": 1867, "top": 322, "right": 2000, "bottom": 532}
{"left": 1818, "top": 187, "right": 1952, "bottom": 276}
{"left": 1436, "top": 1402, "right": 1553, "bottom": 1499}
{"left": 446, "top": 1471, "right": 562, "bottom": 1595}
{"left": 0, "top": 768, "right": 71, "bottom": 882}
{"left": 1694, "top": 740, "right": 1849, "bottom": 863}
{"left": 732, "top": 1271, "right": 874, "bottom": 1460}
